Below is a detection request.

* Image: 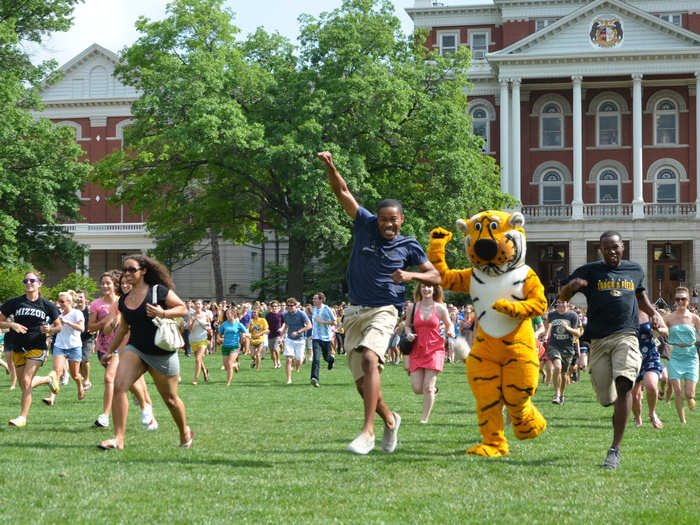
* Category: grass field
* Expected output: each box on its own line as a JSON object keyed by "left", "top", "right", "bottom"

{"left": 0, "top": 351, "right": 698, "bottom": 524}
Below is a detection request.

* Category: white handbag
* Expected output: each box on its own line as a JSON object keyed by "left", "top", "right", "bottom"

{"left": 151, "top": 285, "right": 184, "bottom": 352}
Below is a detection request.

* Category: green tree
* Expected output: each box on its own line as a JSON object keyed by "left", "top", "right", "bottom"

{"left": 94, "top": 0, "right": 513, "bottom": 299}
{"left": 0, "top": 263, "right": 34, "bottom": 300}
{"left": 0, "top": 1, "right": 92, "bottom": 268}
{"left": 43, "top": 272, "right": 98, "bottom": 301}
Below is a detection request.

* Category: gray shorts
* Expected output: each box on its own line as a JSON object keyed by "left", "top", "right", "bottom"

{"left": 123, "top": 344, "right": 180, "bottom": 377}
{"left": 81, "top": 339, "right": 95, "bottom": 362}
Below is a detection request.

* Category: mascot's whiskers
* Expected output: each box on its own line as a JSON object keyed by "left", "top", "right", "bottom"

{"left": 428, "top": 210, "right": 547, "bottom": 457}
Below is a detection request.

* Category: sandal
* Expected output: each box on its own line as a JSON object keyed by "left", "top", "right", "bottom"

{"left": 97, "top": 439, "right": 122, "bottom": 450}
{"left": 180, "top": 427, "right": 194, "bottom": 448}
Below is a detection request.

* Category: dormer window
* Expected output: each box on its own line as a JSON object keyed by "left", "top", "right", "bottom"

{"left": 468, "top": 30, "right": 489, "bottom": 60}
{"left": 658, "top": 13, "right": 682, "bottom": 26}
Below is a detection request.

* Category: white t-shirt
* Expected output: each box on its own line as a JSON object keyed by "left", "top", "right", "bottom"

{"left": 55, "top": 309, "right": 85, "bottom": 349}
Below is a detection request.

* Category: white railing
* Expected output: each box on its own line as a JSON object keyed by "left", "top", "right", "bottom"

{"left": 521, "top": 205, "right": 571, "bottom": 218}
{"left": 59, "top": 223, "right": 147, "bottom": 235}
{"left": 522, "top": 203, "right": 697, "bottom": 221}
{"left": 643, "top": 203, "right": 696, "bottom": 217}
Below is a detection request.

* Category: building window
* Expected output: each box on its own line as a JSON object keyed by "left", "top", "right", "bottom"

{"left": 598, "top": 169, "right": 620, "bottom": 203}
{"left": 541, "top": 103, "right": 563, "bottom": 148}
{"left": 658, "top": 13, "right": 682, "bottom": 26}
{"left": 469, "top": 31, "right": 488, "bottom": 60}
{"left": 597, "top": 101, "right": 620, "bottom": 146}
{"left": 655, "top": 168, "right": 678, "bottom": 203}
{"left": 438, "top": 32, "right": 459, "bottom": 56}
{"left": 655, "top": 99, "right": 678, "bottom": 145}
{"left": 541, "top": 170, "right": 563, "bottom": 205}
{"left": 535, "top": 18, "right": 558, "bottom": 31}
{"left": 471, "top": 107, "right": 489, "bottom": 151}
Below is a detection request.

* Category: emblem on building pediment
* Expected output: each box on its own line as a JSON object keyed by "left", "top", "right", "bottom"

{"left": 589, "top": 15, "right": 623, "bottom": 49}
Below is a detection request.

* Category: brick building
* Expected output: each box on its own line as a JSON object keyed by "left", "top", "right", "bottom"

{"left": 36, "top": 44, "right": 287, "bottom": 300}
{"left": 408, "top": 0, "right": 700, "bottom": 303}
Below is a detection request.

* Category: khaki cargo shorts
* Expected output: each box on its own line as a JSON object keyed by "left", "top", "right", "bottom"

{"left": 343, "top": 304, "right": 398, "bottom": 381}
{"left": 589, "top": 332, "right": 642, "bottom": 406}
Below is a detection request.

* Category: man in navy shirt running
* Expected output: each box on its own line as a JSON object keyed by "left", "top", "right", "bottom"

{"left": 318, "top": 151, "right": 440, "bottom": 455}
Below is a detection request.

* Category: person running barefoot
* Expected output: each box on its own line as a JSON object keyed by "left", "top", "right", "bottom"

{"left": 249, "top": 309, "right": 269, "bottom": 370}
{"left": 318, "top": 151, "right": 440, "bottom": 454}
{"left": 663, "top": 287, "right": 700, "bottom": 424}
{"left": 0, "top": 271, "right": 62, "bottom": 427}
{"left": 43, "top": 291, "right": 86, "bottom": 405}
{"left": 632, "top": 311, "right": 668, "bottom": 428}
{"left": 405, "top": 283, "right": 453, "bottom": 423}
{"left": 98, "top": 255, "right": 190, "bottom": 451}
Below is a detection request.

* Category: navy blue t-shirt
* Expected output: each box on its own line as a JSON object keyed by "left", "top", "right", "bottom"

{"left": 346, "top": 206, "right": 428, "bottom": 308}
{"left": 562, "top": 260, "right": 645, "bottom": 340}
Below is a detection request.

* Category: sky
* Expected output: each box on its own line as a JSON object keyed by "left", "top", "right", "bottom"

{"left": 26, "top": 0, "right": 419, "bottom": 67}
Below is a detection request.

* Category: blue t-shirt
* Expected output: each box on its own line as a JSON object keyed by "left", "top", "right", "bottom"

{"left": 240, "top": 311, "right": 251, "bottom": 328}
{"left": 217, "top": 320, "right": 247, "bottom": 348}
{"left": 283, "top": 310, "right": 310, "bottom": 340}
{"left": 311, "top": 304, "right": 336, "bottom": 341}
{"left": 346, "top": 207, "right": 428, "bottom": 308}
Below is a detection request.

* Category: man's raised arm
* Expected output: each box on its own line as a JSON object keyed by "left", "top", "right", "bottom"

{"left": 318, "top": 151, "right": 359, "bottom": 220}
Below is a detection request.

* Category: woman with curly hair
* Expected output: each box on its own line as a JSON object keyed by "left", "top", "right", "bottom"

{"left": 98, "top": 255, "right": 190, "bottom": 450}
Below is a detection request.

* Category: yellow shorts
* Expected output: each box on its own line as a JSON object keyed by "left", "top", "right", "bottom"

{"left": 13, "top": 349, "right": 47, "bottom": 367}
{"left": 589, "top": 333, "right": 641, "bottom": 406}
{"left": 191, "top": 340, "right": 209, "bottom": 353}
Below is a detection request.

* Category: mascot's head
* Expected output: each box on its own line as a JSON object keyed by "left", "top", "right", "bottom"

{"left": 457, "top": 210, "right": 527, "bottom": 276}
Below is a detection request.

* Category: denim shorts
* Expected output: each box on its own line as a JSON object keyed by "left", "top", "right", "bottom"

{"left": 53, "top": 346, "right": 82, "bottom": 362}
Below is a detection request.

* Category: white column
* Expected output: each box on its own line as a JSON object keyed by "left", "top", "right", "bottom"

{"left": 695, "top": 73, "right": 700, "bottom": 218}
{"left": 572, "top": 75, "right": 584, "bottom": 219}
{"left": 510, "top": 77, "right": 521, "bottom": 204}
{"left": 499, "top": 78, "right": 510, "bottom": 195}
{"left": 81, "top": 252, "right": 90, "bottom": 276}
{"left": 632, "top": 73, "right": 644, "bottom": 218}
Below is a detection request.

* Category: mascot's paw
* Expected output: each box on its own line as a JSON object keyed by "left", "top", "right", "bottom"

{"left": 466, "top": 442, "right": 510, "bottom": 457}
{"left": 512, "top": 406, "right": 547, "bottom": 441}
{"left": 454, "top": 336, "right": 471, "bottom": 362}
{"left": 491, "top": 299, "right": 518, "bottom": 318}
{"left": 429, "top": 227, "right": 452, "bottom": 244}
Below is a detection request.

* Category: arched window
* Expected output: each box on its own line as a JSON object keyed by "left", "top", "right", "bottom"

{"left": 597, "top": 101, "right": 620, "bottom": 146}
{"left": 655, "top": 99, "right": 677, "bottom": 145}
{"left": 598, "top": 169, "right": 620, "bottom": 203}
{"left": 540, "top": 170, "right": 563, "bottom": 205}
{"left": 541, "top": 103, "right": 563, "bottom": 147}
{"left": 471, "top": 107, "right": 489, "bottom": 151}
{"left": 655, "top": 168, "right": 678, "bottom": 203}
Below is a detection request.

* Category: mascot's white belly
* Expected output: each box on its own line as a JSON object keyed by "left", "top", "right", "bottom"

{"left": 471, "top": 265, "right": 529, "bottom": 338}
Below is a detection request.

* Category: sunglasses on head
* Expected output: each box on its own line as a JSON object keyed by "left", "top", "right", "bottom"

{"left": 22, "top": 278, "right": 40, "bottom": 284}
{"left": 122, "top": 266, "right": 141, "bottom": 273}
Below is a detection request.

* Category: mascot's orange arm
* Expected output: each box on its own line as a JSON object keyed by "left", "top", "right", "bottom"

{"left": 428, "top": 227, "right": 471, "bottom": 294}
{"left": 491, "top": 268, "right": 547, "bottom": 320}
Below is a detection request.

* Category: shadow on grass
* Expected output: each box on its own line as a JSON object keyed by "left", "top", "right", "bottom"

{"left": 126, "top": 457, "right": 274, "bottom": 468}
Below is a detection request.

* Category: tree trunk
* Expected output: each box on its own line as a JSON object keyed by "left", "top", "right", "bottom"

{"left": 287, "top": 234, "right": 306, "bottom": 300}
{"left": 208, "top": 227, "right": 224, "bottom": 301}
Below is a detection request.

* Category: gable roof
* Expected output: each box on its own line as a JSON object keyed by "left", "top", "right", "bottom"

{"left": 489, "top": 0, "right": 700, "bottom": 61}
{"left": 56, "top": 43, "right": 120, "bottom": 74}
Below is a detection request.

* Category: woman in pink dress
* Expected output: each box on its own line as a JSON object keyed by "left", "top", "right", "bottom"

{"left": 405, "top": 283, "right": 453, "bottom": 423}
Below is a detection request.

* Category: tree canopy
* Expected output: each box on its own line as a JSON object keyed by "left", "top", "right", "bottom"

{"left": 0, "top": 0, "right": 91, "bottom": 268}
{"left": 94, "top": 0, "right": 513, "bottom": 300}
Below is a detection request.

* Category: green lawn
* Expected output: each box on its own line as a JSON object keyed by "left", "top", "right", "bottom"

{"left": 1, "top": 352, "right": 698, "bottom": 524}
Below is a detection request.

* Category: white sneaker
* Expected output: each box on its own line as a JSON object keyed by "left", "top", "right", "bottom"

{"left": 47, "top": 370, "right": 60, "bottom": 394}
{"left": 94, "top": 414, "right": 109, "bottom": 428}
{"left": 381, "top": 412, "right": 401, "bottom": 454}
{"left": 348, "top": 433, "right": 375, "bottom": 455}
{"left": 141, "top": 404, "right": 153, "bottom": 427}
{"left": 145, "top": 418, "right": 158, "bottom": 431}
{"left": 61, "top": 373, "right": 69, "bottom": 385}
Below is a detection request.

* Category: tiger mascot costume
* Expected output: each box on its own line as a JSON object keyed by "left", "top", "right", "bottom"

{"left": 428, "top": 210, "right": 547, "bottom": 457}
